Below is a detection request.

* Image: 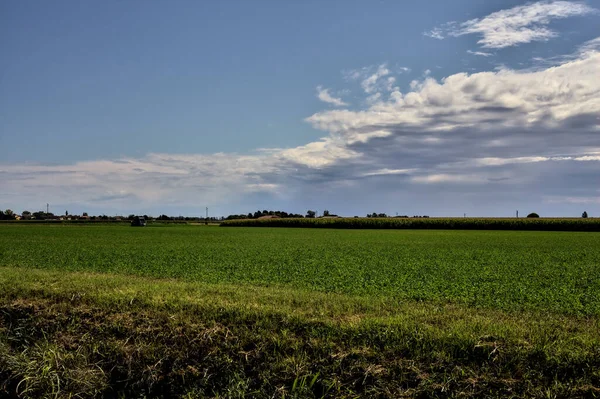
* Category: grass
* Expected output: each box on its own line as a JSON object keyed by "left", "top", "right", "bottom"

{"left": 1, "top": 224, "right": 600, "bottom": 397}
{"left": 1, "top": 225, "right": 600, "bottom": 315}
{"left": 1, "top": 267, "right": 600, "bottom": 398}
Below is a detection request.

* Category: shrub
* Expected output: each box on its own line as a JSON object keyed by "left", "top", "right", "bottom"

{"left": 527, "top": 213, "right": 540, "bottom": 218}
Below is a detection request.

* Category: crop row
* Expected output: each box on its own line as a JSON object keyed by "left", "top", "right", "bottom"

{"left": 221, "top": 217, "right": 600, "bottom": 231}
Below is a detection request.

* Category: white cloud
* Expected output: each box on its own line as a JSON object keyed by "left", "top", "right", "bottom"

{"left": 316, "top": 86, "right": 348, "bottom": 107}
{"left": 467, "top": 50, "right": 494, "bottom": 57}
{"left": 366, "top": 92, "right": 382, "bottom": 104}
{"left": 361, "top": 168, "right": 416, "bottom": 177}
{"left": 273, "top": 138, "right": 358, "bottom": 168}
{"left": 343, "top": 64, "right": 407, "bottom": 95}
{"left": 411, "top": 174, "right": 487, "bottom": 184}
{"left": 444, "top": 154, "right": 600, "bottom": 168}
{"left": 426, "top": 1, "right": 596, "bottom": 49}
{"left": 361, "top": 64, "right": 391, "bottom": 94}
{"left": 308, "top": 52, "right": 600, "bottom": 135}
{"left": 578, "top": 36, "right": 600, "bottom": 55}
{"left": 345, "top": 129, "right": 392, "bottom": 144}
{"left": 424, "top": 27, "right": 445, "bottom": 40}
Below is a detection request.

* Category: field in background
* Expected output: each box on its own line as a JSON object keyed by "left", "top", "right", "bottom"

{"left": 1, "top": 224, "right": 600, "bottom": 397}
{"left": 221, "top": 216, "right": 600, "bottom": 231}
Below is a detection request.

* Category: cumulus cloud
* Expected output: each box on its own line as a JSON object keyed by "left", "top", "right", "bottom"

{"left": 304, "top": 48, "right": 600, "bottom": 205}
{"left": 426, "top": 1, "right": 596, "bottom": 48}
{"left": 308, "top": 52, "right": 600, "bottom": 134}
{"left": 2, "top": 41, "right": 600, "bottom": 215}
{"left": 316, "top": 86, "right": 348, "bottom": 107}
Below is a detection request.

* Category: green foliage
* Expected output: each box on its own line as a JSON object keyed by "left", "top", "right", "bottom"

{"left": 0, "top": 209, "right": 16, "bottom": 220}
{"left": 227, "top": 210, "right": 305, "bottom": 220}
{"left": 221, "top": 216, "right": 600, "bottom": 231}
{"left": 527, "top": 213, "right": 540, "bottom": 218}
{"left": 2, "top": 225, "right": 600, "bottom": 315}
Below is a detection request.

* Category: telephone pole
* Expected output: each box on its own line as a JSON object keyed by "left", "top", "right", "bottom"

{"left": 205, "top": 207, "right": 208, "bottom": 225}
{"left": 46, "top": 203, "right": 49, "bottom": 214}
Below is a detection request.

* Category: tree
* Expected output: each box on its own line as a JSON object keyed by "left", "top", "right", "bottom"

{"left": 83, "top": 212, "right": 88, "bottom": 217}
{"left": 22, "top": 211, "right": 31, "bottom": 220}
{"left": 306, "top": 210, "right": 316, "bottom": 218}
{"left": 527, "top": 212, "right": 540, "bottom": 218}
{"left": 582, "top": 211, "right": 588, "bottom": 218}
{"left": 1, "top": 210, "right": 15, "bottom": 220}
{"left": 323, "top": 210, "right": 330, "bottom": 217}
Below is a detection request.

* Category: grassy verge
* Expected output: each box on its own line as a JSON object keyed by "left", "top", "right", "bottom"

{"left": 1, "top": 267, "right": 599, "bottom": 398}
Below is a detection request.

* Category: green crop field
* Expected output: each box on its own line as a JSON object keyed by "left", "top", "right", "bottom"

{"left": 2, "top": 224, "right": 600, "bottom": 314}
{"left": 1, "top": 224, "right": 600, "bottom": 398}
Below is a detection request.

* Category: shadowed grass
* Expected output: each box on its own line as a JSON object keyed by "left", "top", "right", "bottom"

{"left": 1, "top": 267, "right": 600, "bottom": 398}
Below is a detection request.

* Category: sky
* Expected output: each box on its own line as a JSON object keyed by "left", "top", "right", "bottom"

{"left": 1, "top": 0, "right": 599, "bottom": 217}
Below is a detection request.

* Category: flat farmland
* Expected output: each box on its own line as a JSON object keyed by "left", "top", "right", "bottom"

{"left": 1, "top": 224, "right": 600, "bottom": 314}
{"left": 2, "top": 224, "right": 600, "bottom": 398}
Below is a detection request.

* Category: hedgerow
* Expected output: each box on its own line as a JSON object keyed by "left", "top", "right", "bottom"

{"left": 221, "top": 217, "right": 600, "bottom": 231}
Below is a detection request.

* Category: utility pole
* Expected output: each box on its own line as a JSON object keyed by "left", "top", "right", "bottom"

{"left": 516, "top": 210, "right": 519, "bottom": 218}
{"left": 46, "top": 203, "right": 49, "bottom": 214}
{"left": 205, "top": 207, "right": 208, "bottom": 225}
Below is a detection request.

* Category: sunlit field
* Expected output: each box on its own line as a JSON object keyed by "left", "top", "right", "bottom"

{"left": 1, "top": 224, "right": 599, "bottom": 398}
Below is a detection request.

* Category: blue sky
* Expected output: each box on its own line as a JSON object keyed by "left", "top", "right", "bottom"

{"left": 1, "top": 0, "right": 600, "bottom": 217}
